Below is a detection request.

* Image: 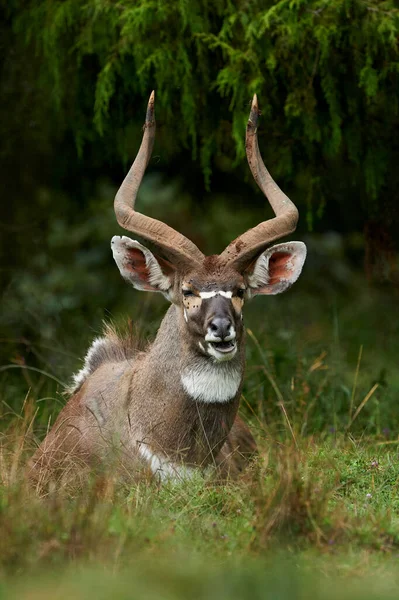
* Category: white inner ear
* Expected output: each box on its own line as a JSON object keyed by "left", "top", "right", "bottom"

{"left": 247, "top": 241, "right": 307, "bottom": 295}
{"left": 111, "top": 236, "right": 172, "bottom": 292}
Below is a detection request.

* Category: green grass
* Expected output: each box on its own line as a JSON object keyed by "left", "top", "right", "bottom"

{"left": 1, "top": 275, "right": 399, "bottom": 597}
{"left": 2, "top": 429, "right": 399, "bottom": 597}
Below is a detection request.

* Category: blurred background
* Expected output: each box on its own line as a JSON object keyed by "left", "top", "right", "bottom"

{"left": 1, "top": 0, "right": 398, "bottom": 435}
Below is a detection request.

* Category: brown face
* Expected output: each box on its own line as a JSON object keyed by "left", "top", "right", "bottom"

{"left": 179, "top": 275, "right": 246, "bottom": 362}
{"left": 112, "top": 237, "right": 306, "bottom": 364}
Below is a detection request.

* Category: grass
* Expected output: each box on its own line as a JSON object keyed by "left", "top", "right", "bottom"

{"left": 1, "top": 272, "right": 399, "bottom": 597}
{"left": 2, "top": 424, "right": 399, "bottom": 597}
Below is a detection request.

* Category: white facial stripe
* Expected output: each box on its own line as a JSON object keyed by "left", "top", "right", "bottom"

{"left": 184, "top": 308, "right": 188, "bottom": 323}
{"left": 199, "top": 290, "right": 233, "bottom": 299}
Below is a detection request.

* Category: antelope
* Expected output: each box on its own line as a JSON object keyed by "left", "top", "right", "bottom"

{"left": 28, "top": 93, "right": 306, "bottom": 488}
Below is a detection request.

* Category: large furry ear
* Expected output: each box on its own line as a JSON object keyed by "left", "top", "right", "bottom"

{"left": 245, "top": 242, "right": 307, "bottom": 296}
{"left": 111, "top": 236, "right": 175, "bottom": 294}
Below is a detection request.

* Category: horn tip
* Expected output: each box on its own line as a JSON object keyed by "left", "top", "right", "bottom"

{"left": 248, "top": 93, "right": 260, "bottom": 128}
{"left": 146, "top": 91, "right": 155, "bottom": 124}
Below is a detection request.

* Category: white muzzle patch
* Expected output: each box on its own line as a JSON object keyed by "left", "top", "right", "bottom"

{"left": 204, "top": 325, "right": 237, "bottom": 362}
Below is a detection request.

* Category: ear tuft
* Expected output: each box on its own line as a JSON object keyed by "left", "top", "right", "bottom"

{"left": 111, "top": 236, "right": 174, "bottom": 293}
{"left": 246, "top": 242, "right": 306, "bottom": 296}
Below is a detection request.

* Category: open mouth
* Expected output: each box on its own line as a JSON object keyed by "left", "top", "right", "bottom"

{"left": 209, "top": 340, "right": 236, "bottom": 354}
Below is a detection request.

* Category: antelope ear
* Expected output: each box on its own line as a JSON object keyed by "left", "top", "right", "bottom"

{"left": 245, "top": 242, "right": 307, "bottom": 296}
{"left": 111, "top": 236, "right": 175, "bottom": 294}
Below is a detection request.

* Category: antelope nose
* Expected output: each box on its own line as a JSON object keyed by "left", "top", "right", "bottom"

{"left": 209, "top": 317, "right": 233, "bottom": 341}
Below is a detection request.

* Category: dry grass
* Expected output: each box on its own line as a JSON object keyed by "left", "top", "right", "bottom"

{"left": 1, "top": 398, "right": 399, "bottom": 580}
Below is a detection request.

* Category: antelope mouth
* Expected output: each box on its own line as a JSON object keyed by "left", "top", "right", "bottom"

{"left": 209, "top": 340, "right": 237, "bottom": 354}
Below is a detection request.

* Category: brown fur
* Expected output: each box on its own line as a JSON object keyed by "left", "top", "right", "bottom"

{"left": 216, "top": 415, "right": 258, "bottom": 478}
{"left": 28, "top": 243, "right": 308, "bottom": 490}
{"left": 28, "top": 305, "right": 254, "bottom": 490}
{"left": 28, "top": 94, "right": 308, "bottom": 491}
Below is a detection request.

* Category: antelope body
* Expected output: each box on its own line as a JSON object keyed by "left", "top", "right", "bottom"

{"left": 29, "top": 93, "right": 306, "bottom": 487}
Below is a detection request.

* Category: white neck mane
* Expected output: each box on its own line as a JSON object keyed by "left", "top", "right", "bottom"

{"left": 181, "top": 360, "right": 242, "bottom": 403}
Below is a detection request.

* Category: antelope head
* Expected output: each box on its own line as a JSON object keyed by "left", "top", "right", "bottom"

{"left": 111, "top": 92, "right": 306, "bottom": 363}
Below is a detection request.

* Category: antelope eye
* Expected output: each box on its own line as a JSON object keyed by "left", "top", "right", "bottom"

{"left": 236, "top": 288, "right": 245, "bottom": 299}
{"left": 183, "top": 289, "right": 195, "bottom": 297}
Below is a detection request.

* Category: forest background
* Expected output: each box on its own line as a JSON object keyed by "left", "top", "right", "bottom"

{"left": 1, "top": 1, "right": 399, "bottom": 598}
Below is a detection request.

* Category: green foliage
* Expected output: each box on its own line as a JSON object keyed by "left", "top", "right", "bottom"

{"left": 7, "top": 0, "right": 399, "bottom": 206}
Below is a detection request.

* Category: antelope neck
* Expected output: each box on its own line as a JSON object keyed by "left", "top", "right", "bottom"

{"left": 147, "top": 305, "right": 243, "bottom": 404}
{"left": 124, "top": 305, "right": 243, "bottom": 468}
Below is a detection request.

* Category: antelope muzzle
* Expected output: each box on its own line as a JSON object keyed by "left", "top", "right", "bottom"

{"left": 203, "top": 295, "right": 238, "bottom": 361}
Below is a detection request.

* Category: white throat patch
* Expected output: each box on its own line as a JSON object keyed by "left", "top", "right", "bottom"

{"left": 181, "top": 362, "right": 242, "bottom": 403}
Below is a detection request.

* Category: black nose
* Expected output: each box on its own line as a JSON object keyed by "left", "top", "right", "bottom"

{"left": 209, "top": 317, "right": 232, "bottom": 340}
